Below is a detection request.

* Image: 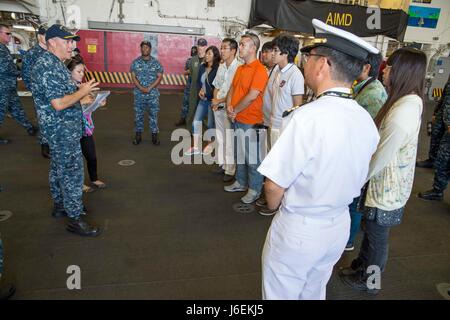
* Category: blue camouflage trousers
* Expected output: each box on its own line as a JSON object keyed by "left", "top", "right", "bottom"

{"left": 49, "top": 138, "right": 84, "bottom": 218}
{"left": 0, "top": 85, "right": 33, "bottom": 131}
{"left": 429, "top": 118, "right": 445, "bottom": 161}
{"left": 180, "top": 83, "right": 191, "bottom": 119}
{"left": 134, "top": 94, "right": 160, "bottom": 134}
{"left": 33, "top": 103, "right": 48, "bottom": 145}
{"left": 433, "top": 132, "right": 450, "bottom": 192}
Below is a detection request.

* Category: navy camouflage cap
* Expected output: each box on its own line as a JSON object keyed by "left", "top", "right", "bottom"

{"left": 45, "top": 24, "right": 80, "bottom": 41}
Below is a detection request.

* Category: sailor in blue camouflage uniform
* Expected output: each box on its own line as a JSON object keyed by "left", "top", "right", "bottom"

{"left": 175, "top": 46, "right": 197, "bottom": 126}
{"left": 130, "top": 40, "right": 164, "bottom": 145}
{"left": 416, "top": 77, "right": 450, "bottom": 169}
{"left": 419, "top": 79, "right": 450, "bottom": 201}
{"left": 0, "top": 23, "right": 37, "bottom": 144}
{"left": 22, "top": 25, "right": 51, "bottom": 158}
{"left": 31, "top": 24, "right": 101, "bottom": 237}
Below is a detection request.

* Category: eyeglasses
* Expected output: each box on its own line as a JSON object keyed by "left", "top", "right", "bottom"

{"left": 302, "top": 52, "right": 331, "bottom": 66}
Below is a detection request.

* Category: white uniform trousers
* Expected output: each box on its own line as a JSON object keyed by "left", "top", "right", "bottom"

{"left": 213, "top": 108, "right": 235, "bottom": 176}
{"left": 262, "top": 209, "right": 350, "bottom": 300}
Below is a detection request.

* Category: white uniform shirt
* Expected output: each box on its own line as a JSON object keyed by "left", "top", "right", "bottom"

{"left": 258, "top": 88, "right": 380, "bottom": 218}
{"left": 263, "top": 63, "right": 305, "bottom": 129}
{"left": 212, "top": 58, "right": 242, "bottom": 104}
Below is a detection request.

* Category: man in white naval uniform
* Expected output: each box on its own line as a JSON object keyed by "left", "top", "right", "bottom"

{"left": 257, "top": 19, "right": 380, "bottom": 300}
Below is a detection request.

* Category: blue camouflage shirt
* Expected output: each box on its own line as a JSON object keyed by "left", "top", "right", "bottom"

{"left": 130, "top": 56, "right": 164, "bottom": 96}
{"left": 0, "top": 43, "right": 20, "bottom": 87}
{"left": 22, "top": 44, "right": 46, "bottom": 90}
{"left": 31, "top": 50, "right": 83, "bottom": 142}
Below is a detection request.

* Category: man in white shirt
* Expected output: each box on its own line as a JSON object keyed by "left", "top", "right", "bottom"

{"left": 258, "top": 34, "right": 305, "bottom": 216}
{"left": 211, "top": 38, "right": 242, "bottom": 182}
{"left": 257, "top": 19, "right": 380, "bottom": 300}
{"left": 263, "top": 34, "right": 305, "bottom": 148}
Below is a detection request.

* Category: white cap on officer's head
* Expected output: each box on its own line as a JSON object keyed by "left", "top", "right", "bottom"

{"left": 301, "top": 19, "right": 379, "bottom": 61}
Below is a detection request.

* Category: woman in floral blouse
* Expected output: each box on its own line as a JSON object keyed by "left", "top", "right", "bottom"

{"left": 340, "top": 47, "right": 427, "bottom": 294}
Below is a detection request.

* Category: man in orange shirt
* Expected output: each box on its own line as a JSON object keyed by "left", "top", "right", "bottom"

{"left": 224, "top": 33, "right": 269, "bottom": 204}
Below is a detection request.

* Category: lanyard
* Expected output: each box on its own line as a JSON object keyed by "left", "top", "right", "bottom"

{"left": 316, "top": 91, "right": 353, "bottom": 100}
{"left": 282, "top": 90, "right": 353, "bottom": 118}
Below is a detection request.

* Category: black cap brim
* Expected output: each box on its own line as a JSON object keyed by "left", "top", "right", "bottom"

{"left": 301, "top": 33, "right": 368, "bottom": 61}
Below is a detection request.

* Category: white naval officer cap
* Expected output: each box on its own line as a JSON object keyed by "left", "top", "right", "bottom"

{"left": 301, "top": 19, "right": 379, "bottom": 61}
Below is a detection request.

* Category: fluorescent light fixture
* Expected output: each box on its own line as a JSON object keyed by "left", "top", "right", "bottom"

{"left": 88, "top": 21, "right": 205, "bottom": 35}
{"left": 13, "top": 24, "right": 36, "bottom": 31}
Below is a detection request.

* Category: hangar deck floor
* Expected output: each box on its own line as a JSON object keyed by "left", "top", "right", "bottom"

{"left": 0, "top": 91, "right": 448, "bottom": 300}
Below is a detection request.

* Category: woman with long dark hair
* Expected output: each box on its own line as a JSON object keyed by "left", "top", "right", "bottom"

{"left": 185, "top": 45, "right": 220, "bottom": 155}
{"left": 340, "top": 47, "right": 427, "bottom": 293}
{"left": 67, "top": 56, "right": 107, "bottom": 192}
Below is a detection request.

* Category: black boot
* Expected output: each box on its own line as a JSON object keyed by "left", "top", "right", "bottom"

{"left": 0, "top": 137, "right": 11, "bottom": 145}
{"left": 41, "top": 144, "right": 50, "bottom": 159}
{"left": 175, "top": 118, "right": 186, "bottom": 127}
{"left": 418, "top": 189, "right": 443, "bottom": 201}
{"left": 27, "top": 126, "right": 38, "bottom": 136}
{"left": 416, "top": 158, "right": 434, "bottom": 169}
{"left": 52, "top": 203, "right": 67, "bottom": 218}
{"left": 132, "top": 132, "right": 142, "bottom": 145}
{"left": 152, "top": 133, "right": 160, "bottom": 145}
{"left": 0, "top": 283, "right": 15, "bottom": 300}
{"left": 66, "top": 217, "right": 101, "bottom": 237}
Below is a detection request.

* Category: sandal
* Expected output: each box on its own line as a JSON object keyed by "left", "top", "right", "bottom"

{"left": 83, "top": 184, "right": 94, "bottom": 193}
{"left": 91, "top": 180, "right": 106, "bottom": 189}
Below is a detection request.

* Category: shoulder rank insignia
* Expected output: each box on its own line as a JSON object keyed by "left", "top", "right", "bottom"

{"left": 282, "top": 105, "right": 302, "bottom": 118}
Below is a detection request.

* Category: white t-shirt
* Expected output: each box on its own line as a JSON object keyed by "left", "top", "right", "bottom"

{"left": 263, "top": 63, "right": 305, "bottom": 129}
{"left": 258, "top": 88, "right": 380, "bottom": 218}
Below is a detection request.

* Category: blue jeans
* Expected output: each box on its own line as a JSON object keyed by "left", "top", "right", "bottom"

{"left": 234, "top": 121, "right": 264, "bottom": 193}
{"left": 347, "top": 196, "right": 362, "bottom": 246}
{"left": 191, "top": 99, "right": 214, "bottom": 135}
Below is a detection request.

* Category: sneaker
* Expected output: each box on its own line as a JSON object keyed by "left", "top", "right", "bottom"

{"left": 255, "top": 197, "right": 267, "bottom": 207}
{"left": 344, "top": 243, "right": 354, "bottom": 251}
{"left": 184, "top": 147, "right": 201, "bottom": 156}
{"left": 241, "top": 189, "right": 260, "bottom": 204}
{"left": 258, "top": 206, "right": 278, "bottom": 216}
{"left": 224, "top": 181, "right": 247, "bottom": 193}
{"left": 202, "top": 143, "right": 214, "bottom": 155}
{"left": 339, "top": 272, "right": 380, "bottom": 295}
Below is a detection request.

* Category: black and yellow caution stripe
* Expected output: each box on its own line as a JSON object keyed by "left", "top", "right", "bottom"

{"left": 85, "top": 71, "right": 188, "bottom": 86}
{"left": 432, "top": 88, "right": 443, "bottom": 98}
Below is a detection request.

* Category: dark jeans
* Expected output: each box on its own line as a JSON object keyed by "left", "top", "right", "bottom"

{"left": 80, "top": 135, "right": 98, "bottom": 182}
{"left": 354, "top": 218, "right": 391, "bottom": 275}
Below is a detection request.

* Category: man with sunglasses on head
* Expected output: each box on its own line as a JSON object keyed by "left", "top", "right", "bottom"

{"left": 0, "top": 23, "right": 38, "bottom": 145}
{"left": 257, "top": 19, "right": 380, "bottom": 300}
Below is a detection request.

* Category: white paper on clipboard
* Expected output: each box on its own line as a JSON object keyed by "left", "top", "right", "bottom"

{"left": 82, "top": 91, "right": 110, "bottom": 114}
